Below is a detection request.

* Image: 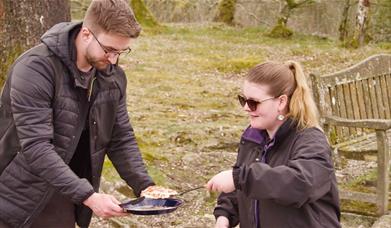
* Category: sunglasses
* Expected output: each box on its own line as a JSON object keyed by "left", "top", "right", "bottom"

{"left": 237, "top": 95, "right": 275, "bottom": 111}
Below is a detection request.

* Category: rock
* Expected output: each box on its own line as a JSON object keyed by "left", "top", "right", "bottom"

{"left": 371, "top": 214, "right": 391, "bottom": 228}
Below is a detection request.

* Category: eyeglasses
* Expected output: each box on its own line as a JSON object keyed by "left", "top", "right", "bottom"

{"left": 89, "top": 30, "right": 131, "bottom": 58}
{"left": 237, "top": 95, "right": 275, "bottom": 111}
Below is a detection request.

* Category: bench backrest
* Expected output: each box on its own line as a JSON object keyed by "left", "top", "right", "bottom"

{"left": 310, "top": 54, "right": 391, "bottom": 144}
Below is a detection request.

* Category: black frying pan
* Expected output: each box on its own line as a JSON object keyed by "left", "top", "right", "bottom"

{"left": 119, "top": 198, "right": 183, "bottom": 215}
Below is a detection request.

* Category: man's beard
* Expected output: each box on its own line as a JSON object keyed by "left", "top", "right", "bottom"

{"left": 86, "top": 56, "right": 110, "bottom": 71}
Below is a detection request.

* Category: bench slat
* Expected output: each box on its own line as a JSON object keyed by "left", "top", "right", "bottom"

{"left": 380, "top": 76, "right": 391, "bottom": 119}
{"left": 340, "top": 189, "right": 377, "bottom": 204}
{"left": 310, "top": 53, "right": 391, "bottom": 216}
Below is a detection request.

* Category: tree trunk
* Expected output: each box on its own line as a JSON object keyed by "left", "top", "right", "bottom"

{"left": 338, "top": 0, "right": 352, "bottom": 42}
{"left": 130, "top": 0, "right": 159, "bottom": 28}
{"left": 354, "top": 0, "right": 370, "bottom": 47}
{"left": 0, "top": 0, "right": 71, "bottom": 86}
{"left": 269, "top": 0, "right": 313, "bottom": 38}
{"left": 214, "top": 0, "right": 237, "bottom": 25}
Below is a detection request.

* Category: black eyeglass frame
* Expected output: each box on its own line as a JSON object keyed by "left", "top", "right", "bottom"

{"left": 237, "top": 95, "right": 276, "bottom": 111}
{"left": 89, "top": 29, "right": 132, "bottom": 57}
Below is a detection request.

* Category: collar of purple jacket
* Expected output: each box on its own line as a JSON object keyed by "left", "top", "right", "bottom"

{"left": 241, "top": 118, "right": 296, "bottom": 146}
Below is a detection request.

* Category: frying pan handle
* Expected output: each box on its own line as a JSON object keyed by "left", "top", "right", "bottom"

{"left": 177, "top": 186, "right": 204, "bottom": 196}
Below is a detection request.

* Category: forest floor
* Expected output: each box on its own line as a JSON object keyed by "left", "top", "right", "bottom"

{"left": 94, "top": 23, "right": 390, "bottom": 227}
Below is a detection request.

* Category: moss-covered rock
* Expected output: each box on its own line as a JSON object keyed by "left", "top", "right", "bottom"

{"left": 268, "top": 24, "right": 293, "bottom": 38}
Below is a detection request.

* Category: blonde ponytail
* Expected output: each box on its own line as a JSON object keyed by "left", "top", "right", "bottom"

{"left": 286, "top": 61, "right": 320, "bottom": 129}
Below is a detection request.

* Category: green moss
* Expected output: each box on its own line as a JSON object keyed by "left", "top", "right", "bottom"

{"left": 341, "top": 199, "right": 377, "bottom": 216}
{"left": 0, "top": 45, "right": 24, "bottom": 87}
{"left": 214, "top": 0, "right": 237, "bottom": 25}
{"left": 329, "top": 128, "right": 338, "bottom": 144}
{"left": 377, "top": 41, "right": 391, "bottom": 50}
{"left": 142, "top": 150, "right": 168, "bottom": 162}
{"left": 103, "top": 158, "right": 121, "bottom": 182}
{"left": 147, "top": 166, "right": 167, "bottom": 186}
{"left": 206, "top": 56, "right": 262, "bottom": 73}
{"left": 116, "top": 185, "right": 135, "bottom": 197}
{"left": 268, "top": 24, "right": 293, "bottom": 38}
{"left": 342, "top": 38, "right": 360, "bottom": 49}
{"left": 341, "top": 170, "right": 377, "bottom": 193}
{"left": 130, "top": 0, "right": 159, "bottom": 28}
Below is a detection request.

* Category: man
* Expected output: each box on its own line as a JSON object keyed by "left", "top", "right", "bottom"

{"left": 0, "top": 0, "right": 160, "bottom": 227}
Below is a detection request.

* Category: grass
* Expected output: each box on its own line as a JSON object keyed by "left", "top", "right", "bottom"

{"left": 100, "top": 23, "right": 390, "bottom": 226}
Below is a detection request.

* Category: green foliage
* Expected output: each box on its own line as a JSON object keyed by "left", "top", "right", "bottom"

{"left": 214, "top": 0, "right": 237, "bottom": 25}
{"left": 130, "top": 0, "right": 159, "bottom": 28}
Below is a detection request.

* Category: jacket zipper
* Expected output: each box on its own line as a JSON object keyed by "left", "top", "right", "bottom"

{"left": 87, "top": 76, "right": 96, "bottom": 102}
{"left": 22, "top": 189, "right": 53, "bottom": 227}
{"left": 255, "top": 143, "right": 272, "bottom": 228}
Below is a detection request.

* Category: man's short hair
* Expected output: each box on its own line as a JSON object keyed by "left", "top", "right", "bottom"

{"left": 83, "top": 0, "right": 141, "bottom": 38}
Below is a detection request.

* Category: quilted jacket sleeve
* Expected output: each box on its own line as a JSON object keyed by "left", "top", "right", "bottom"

{"left": 10, "top": 55, "right": 94, "bottom": 204}
{"left": 214, "top": 191, "right": 240, "bottom": 227}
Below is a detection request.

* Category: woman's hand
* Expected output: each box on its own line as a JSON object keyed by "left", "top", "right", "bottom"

{"left": 83, "top": 193, "right": 127, "bottom": 218}
{"left": 206, "top": 169, "right": 235, "bottom": 193}
{"left": 215, "top": 216, "right": 230, "bottom": 228}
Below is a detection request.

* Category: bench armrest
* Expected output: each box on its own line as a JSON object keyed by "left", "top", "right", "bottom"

{"left": 323, "top": 116, "right": 391, "bottom": 130}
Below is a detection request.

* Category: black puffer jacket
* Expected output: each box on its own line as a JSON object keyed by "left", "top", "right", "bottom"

{"left": 214, "top": 119, "right": 341, "bottom": 227}
{"left": 0, "top": 22, "right": 154, "bottom": 227}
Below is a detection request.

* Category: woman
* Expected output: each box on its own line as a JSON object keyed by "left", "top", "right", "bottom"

{"left": 206, "top": 61, "right": 341, "bottom": 228}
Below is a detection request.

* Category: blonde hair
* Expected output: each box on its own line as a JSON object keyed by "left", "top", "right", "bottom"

{"left": 83, "top": 0, "right": 141, "bottom": 38}
{"left": 246, "top": 61, "right": 320, "bottom": 129}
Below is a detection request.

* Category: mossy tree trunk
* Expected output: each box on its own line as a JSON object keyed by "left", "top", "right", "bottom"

{"left": 338, "top": 0, "right": 353, "bottom": 42}
{"left": 0, "top": 0, "right": 71, "bottom": 87}
{"left": 130, "top": 0, "right": 159, "bottom": 28}
{"left": 269, "top": 0, "right": 314, "bottom": 38}
{"left": 214, "top": 0, "right": 237, "bottom": 25}
{"left": 70, "top": 0, "right": 91, "bottom": 20}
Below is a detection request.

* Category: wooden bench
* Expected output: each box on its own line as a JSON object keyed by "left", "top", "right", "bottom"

{"left": 310, "top": 54, "right": 391, "bottom": 216}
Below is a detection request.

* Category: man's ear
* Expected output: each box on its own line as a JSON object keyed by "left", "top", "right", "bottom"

{"left": 80, "top": 27, "right": 91, "bottom": 41}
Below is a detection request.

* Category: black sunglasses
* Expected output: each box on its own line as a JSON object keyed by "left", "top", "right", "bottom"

{"left": 237, "top": 95, "right": 275, "bottom": 111}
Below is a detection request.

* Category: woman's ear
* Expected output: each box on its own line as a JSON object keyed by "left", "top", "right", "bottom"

{"left": 277, "top": 94, "right": 289, "bottom": 112}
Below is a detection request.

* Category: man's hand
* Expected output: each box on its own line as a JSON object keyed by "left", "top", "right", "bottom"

{"left": 83, "top": 193, "right": 127, "bottom": 218}
{"left": 206, "top": 169, "right": 235, "bottom": 193}
{"left": 215, "top": 216, "right": 230, "bottom": 228}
